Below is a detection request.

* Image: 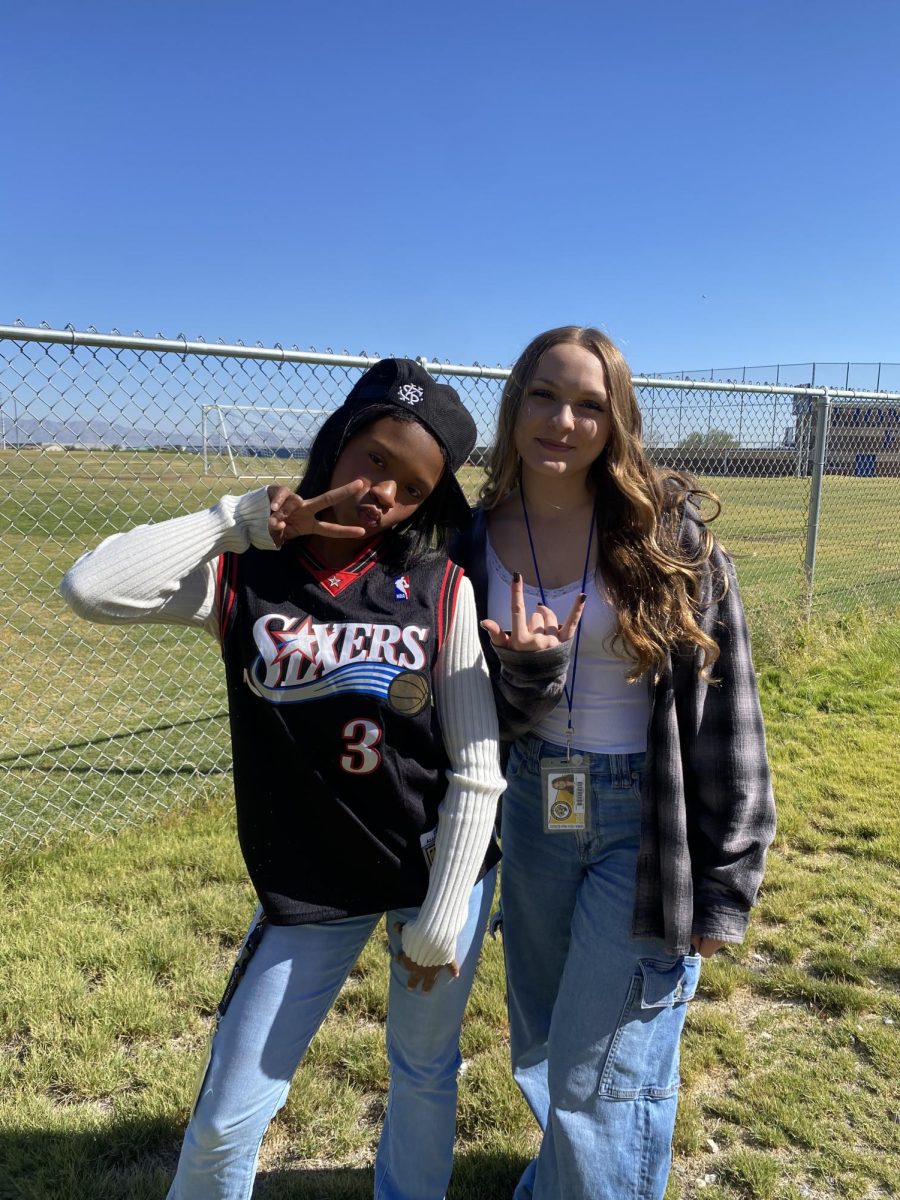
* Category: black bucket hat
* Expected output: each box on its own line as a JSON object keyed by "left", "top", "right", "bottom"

{"left": 342, "top": 358, "right": 477, "bottom": 526}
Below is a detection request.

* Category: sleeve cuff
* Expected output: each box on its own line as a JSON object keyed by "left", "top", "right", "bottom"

{"left": 233, "top": 487, "right": 278, "bottom": 551}
{"left": 692, "top": 903, "right": 750, "bottom": 943}
{"left": 494, "top": 641, "right": 572, "bottom": 685}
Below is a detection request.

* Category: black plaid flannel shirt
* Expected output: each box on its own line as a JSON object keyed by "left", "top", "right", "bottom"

{"left": 452, "top": 506, "right": 776, "bottom": 956}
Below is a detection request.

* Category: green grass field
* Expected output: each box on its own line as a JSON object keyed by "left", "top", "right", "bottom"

{"left": 1, "top": 447, "right": 899, "bottom": 853}
{"left": 1, "top": 614, "right": 897, "bottom": 1200}
{"left": 1, "top": 449, "right": 898, "bottom": 1197}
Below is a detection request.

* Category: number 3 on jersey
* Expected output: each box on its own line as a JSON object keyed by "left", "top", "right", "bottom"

{"left": 340, "top": 718, "right": 383, "bottom": 775}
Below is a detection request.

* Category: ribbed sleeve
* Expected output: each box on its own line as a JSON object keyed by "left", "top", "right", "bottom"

{"left": 59, "top": 488, "right": 274, "bottom": 635}
{"left": 399, "top": 576, "right": 506, "bottom": 967}
{"left": 61, "top": 502, "right": 506, "bottom": 967}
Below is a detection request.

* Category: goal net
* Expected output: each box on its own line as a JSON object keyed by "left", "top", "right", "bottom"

{"left": 200, "top": 402, "right": 332, "bottom": 479}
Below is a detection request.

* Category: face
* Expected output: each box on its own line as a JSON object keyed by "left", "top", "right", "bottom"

{"left": 326, "top": 415, "right": 446, "bottom": 538}
{"left": 514, "top": 342, "right": 611, "bottom": 482}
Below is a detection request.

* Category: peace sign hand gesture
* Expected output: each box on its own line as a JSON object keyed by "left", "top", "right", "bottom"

{"left": 266, "top": 481, "right": 368, "bottom": 548}
{"left": 480, "top": 572, "right": 587, "bottom": 652}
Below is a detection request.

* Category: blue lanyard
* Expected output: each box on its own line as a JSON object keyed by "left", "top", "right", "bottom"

{"left": 519, "top": 485, "right": 595, "bottom": 756}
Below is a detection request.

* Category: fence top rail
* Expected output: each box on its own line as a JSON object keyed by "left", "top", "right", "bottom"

{"left": 3, "top": 323, "right": 900, "bottom": 403}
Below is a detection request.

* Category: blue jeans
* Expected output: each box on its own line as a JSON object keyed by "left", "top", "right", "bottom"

{"left": 500, "top": 737, "right": 701, "bottom": 1200}
{"left": 167, "top": 868, "right": 496, "bottom": 1200}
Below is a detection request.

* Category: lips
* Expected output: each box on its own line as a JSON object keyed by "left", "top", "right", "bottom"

{"left": 536, "top": 438, "right": 574, "bottom": 452}
{"left": 357, "top": 502, "right": 383, "bottom": 529}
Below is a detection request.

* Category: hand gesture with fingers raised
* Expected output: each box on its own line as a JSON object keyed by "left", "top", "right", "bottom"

{"left": 266, "top": 481, "right": 369, "bottom": 548}
{"left": 480, "top": 573, "right": 587, "bottom": 653}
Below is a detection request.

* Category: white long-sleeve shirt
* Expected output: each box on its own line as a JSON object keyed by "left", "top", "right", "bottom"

{"left": 60, "top": 489, "right": 505, "bottom": 967}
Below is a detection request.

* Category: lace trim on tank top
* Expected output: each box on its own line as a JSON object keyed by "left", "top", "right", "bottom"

{"left": 485, "top": 531, "right": 586, "bottom": 600}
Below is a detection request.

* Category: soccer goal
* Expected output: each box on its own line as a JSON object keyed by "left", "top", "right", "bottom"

{"left": 200, "top": 402, "right": 332, "bottom": 479}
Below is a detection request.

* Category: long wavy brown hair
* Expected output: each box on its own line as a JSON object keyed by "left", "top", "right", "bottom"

{"left": 480, "top": 326, "right": 726, "bottom": 682}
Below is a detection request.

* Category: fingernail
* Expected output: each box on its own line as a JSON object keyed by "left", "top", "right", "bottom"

{"left": 579, "top": 593, "right": 587, "bottom": 603}
{"left": 513, "top": 571, "right": 521, "bottom": 583}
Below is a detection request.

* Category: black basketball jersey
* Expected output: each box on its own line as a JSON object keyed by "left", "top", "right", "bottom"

{"left": 216, "top": 536, "right": 486, "bottom": 925}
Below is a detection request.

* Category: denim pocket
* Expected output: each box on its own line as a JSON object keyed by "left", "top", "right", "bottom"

{"left": 598, "top": 954, "right": 701, "bottom": 1100}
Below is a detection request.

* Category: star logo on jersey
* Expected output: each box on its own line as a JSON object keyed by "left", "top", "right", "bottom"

{"left": 394, "top": 574, "right": 411, "bottom": 601}
{"left": 317, "top": 568, "right": 357, "bottom": 597}
{"left": 268, "top": 619, "right": 318, "bottom": 667}
{"left": 396, "top": 383, "right": 424, "bottom": 405}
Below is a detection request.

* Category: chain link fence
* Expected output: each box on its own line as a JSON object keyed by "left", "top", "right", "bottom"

{"left": 2, "top": 323, "right": 898, "bottom": 854}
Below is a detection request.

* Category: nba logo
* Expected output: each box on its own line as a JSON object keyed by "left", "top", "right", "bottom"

{"left": 394, "top": 575, "right": 410, "bottom": 601}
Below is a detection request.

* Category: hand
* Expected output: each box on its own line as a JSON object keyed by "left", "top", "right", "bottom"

{"left": 480, "top": 572, "right": 586, "bottom": 652}
{"left": 266, "top": 481, "right": 368, "bottom": 548}
{"left": 393, "top": 923, "right": 459, "bottom": 993}
{"left": 690, "top": 935, "right": 727, "bottom": 958}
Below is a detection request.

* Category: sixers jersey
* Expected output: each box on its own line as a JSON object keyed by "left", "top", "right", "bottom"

{"left": 216, "top": 537, "right": 468, "bottom": 925}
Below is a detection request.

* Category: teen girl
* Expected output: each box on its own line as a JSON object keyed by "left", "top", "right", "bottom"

{"left": 453, "top": 327, "right": 776, "bottom": 1200}
{"left": 61, "top": 358, "right": 513, "bottom": 1200}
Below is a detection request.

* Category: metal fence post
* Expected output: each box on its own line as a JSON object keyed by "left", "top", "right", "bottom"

{"left": 804, "top": 388, "right": 832, "bottom": 617}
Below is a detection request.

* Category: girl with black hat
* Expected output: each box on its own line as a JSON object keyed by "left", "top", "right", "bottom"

{"left": 60, "top": 358, "right": 541, "bottom": 1200}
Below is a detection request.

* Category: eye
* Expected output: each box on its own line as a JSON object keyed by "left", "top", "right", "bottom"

{"left": 406, "top": 484, "right": 424, "bottom": 500}
{"left": 368, "top": 452, "right": 386, "bottom": 468}
{"left": 529, "top": 388, "right": 555, "bottom": 402}
{"left": 580, "top": 400, "right": 606, "bottom": 413}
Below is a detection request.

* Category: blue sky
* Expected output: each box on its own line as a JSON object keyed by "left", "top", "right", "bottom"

{"left": 3, "top": 0, "right": 898, "bottom": 374}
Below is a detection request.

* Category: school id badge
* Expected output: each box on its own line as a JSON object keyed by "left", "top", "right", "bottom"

{"left": 540, "top": 758, "right": 590, "bottom": 832}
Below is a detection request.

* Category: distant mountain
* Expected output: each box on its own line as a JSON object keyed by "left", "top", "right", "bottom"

{"left": 1, "top": 413, "right": 311, "bottom": 456}
{"left": 3, "top": 415, "right": 178, "bottom": 448}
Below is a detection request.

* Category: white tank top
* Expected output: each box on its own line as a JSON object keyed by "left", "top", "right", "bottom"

{"left": 485, "top": 532, "right": 649, "bottom": 754}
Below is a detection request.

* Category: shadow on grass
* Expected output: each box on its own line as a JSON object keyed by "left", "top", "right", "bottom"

{"left": 0, "top": 1116, "right": 179, "bottom": 1200}
{"left": 258, "top": 1148, "right": 527, "bottom": 1199}
{"left": 0, "top": 712, "right": 229, "bottom": 766}
{"left": 0, "top": 1122, "right": 528, "bottom": 1200}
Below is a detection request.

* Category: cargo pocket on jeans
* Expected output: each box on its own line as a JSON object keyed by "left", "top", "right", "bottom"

{"left": 598, "top": 954, "right": 701, "bottom": 1100}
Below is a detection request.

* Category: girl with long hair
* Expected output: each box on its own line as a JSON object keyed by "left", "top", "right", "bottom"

{"left": 453, "top": 327, "right": 776, "bottom": 1200}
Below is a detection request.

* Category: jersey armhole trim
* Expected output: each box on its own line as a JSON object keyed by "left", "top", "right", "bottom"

{"left": 216, "top": 552, "right": 239, "bottom": 650}
{"left": 437, "top": 561, "right": 464, "bottom": 654}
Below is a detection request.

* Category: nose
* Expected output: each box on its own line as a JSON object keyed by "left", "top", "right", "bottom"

{"left": 548, "top": 401, "right": 576, "bottom": 432}
{"left": 368, "top": 477, "right": 397, "bottom": 510}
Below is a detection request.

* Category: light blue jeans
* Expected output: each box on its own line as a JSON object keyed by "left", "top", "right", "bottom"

{"left": 500, "top": 737, "right": 701, "bottom": 1200}
{"left": 167, "top": 868, "right": 496, "bottom": 1200}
